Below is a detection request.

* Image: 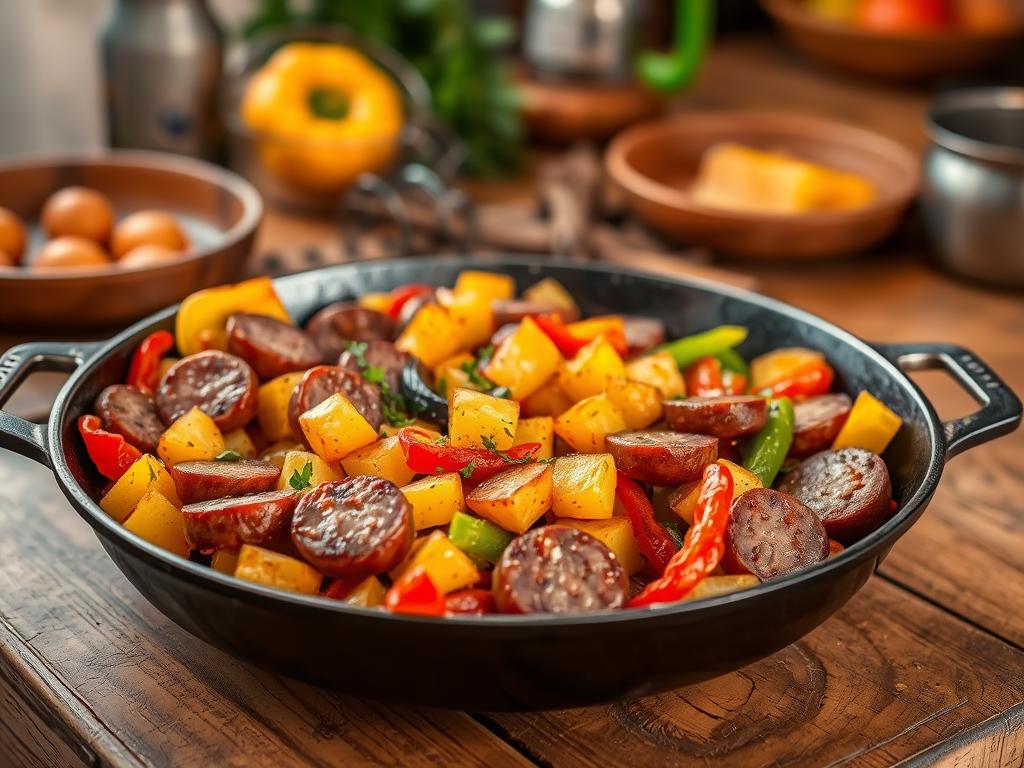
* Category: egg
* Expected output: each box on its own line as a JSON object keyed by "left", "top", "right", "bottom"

{"left": 118, "top": 243, "right": 182, "bottom": 268}
{"left": 0, "top": 207, "right": 27, "bottom": 262}
{"left": 33, "top": 236, "right": 112, "bottom": 271}
{"left": 111, "top": 211, "right": 189, "bottom": 259}
{"left": 41, "top": 187, "right": 115, "bottom": 243}
{"left": 0, "top": 248, "right": 17, "bottom": 268}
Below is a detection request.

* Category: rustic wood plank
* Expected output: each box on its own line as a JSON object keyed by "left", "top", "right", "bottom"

{"left": 897, "top": 703, "right": 1024, "bottom": 767}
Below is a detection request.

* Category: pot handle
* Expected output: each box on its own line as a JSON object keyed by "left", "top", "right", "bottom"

{"left": 0, "top": 341, "right": 102, "bottom": 466}
{"left": 873, "top": 343, "right": 1022, "bottom": 461}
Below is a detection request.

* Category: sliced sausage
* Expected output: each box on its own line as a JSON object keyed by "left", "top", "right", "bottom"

{"left": 156, "top": 350, "right": 259, "bottom": 433}
{"left": 291, "top": 476, "right": 414, "bottom": 579}
{"left": 493, "top": 525, "right": 627, "bottom": 614}
{"left": 777, "top": 447, "right": 892, "bottom": 543}
{"left": 605, "top": 429, "right": 718, "bottom": 486}
{"left": 288, "top": 365, "right": 383, "bottom": 441}
{"left": 182, "top": 489, "right": 297, "bottom": 552}
{"left": 226, "top": 313, "right": 321, "bottom": 380}
{"left": 622, "top": 315, "right": 666, "bottom": 356}
{"left": 491, "top": 300, "right": 578, "bottom": 327}
{"left": 305, "top": 302, "right": 394, "bottom": 361}
{"left": 791, "top": 393, "right": 852, "bottom": 458}
{"left": 664, "top": 395, "right": 768, "bottom": 438}
{"left": 722, "top": 488, "right": 830, "bottom": 580}
{"left": 95, "top": 384, "right": 164, "bottom": 453}
{"left": 338, "top": 339, "right": 412, "bottom": 394}
{"left": 169, "top": 459, "right": 281, "bottom": 504}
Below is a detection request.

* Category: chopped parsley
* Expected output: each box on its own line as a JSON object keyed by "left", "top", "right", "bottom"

{"left": 459, "top": 460, "right": 478, "bottom": 479}
{"left": 460, "top": 345, "right": 496, "bottom": 390}
{"left": 343, "top": 340, "right": 417, "bottom": 427}
{"left": 215, "top": 450, "right": 243, "bottom": 462}
{"left": 289, "top": 461, "right": 314, "bottom": 491}
{"left": 481, "top": 435, "right": 534, "bottom": 465}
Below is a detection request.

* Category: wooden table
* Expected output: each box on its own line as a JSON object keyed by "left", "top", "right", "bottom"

{"left": 2, "top": 36, "right": 1022, "bottom": 768}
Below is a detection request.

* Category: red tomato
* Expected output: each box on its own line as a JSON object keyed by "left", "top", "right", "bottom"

{"left": 856, "top": 0, "right": 953, "bottom": 32}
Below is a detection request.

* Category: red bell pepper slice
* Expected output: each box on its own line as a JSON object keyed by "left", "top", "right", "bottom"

{"left": 629, "top": 462, "right": 735, "bottom": 608}
{"left": 322, "top": 576, "right": 363, "bottom": 600}
{"left": 78, "top": 415, "right": 142, "bottom": 481}
{"left": 126, "top": 330, "right": 175, "bottom": 394}
{"left": 385, "top": 565, "right": 446, "bottom": 616}
{"left": 386, "top": 284, "right": 434, "bottom": 320}
{"left": 444, "top": 588, "right": 496, "bottom": 616}
{"left": 533, "top": 314, "right": 628, "bottom": 359}
{"left": 615, "top": 471, "right": 676, "bottom": 578}
{"left": 684, "top": 357, "right": 748, "bottom": 398}
{"left": 759, "top": 360, "right": 834, "bottom": 400}
{"left": 397, "top": 428, "right": 540, "bottom": 484}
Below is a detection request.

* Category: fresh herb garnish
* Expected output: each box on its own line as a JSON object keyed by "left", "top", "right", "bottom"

{"left": 488, "top": 386, "right": 512, "bottom": 399}
{"left": 344, "top": 340, "right": 417, "bottom": 426}
{"left": 459, "top": 460, "right": 478, "bottom": 479}
{"left": 662, "top": 520, "right": 684, "bottom": 551}
{"left": 215, "top": 450, "right": 243, "bottom": 462}
{"left": 538, "top": 456, "right": 558, "bottom": 465}
{"left": 460, "top": 345, "right": 496, "bottom": 390}
{"left": 363, "top": 365, "right": 385, "bottom": 385}
{"left": 289, "top": 461, "right": 314, "bottom": 491}
{"left": 481, "top": 435, "right": 534, "bottom": 465}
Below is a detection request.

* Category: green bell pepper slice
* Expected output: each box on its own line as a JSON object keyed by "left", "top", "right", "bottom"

{"left": 742, "top": 397, "right": 795, "bottom": 488}
{"left": 448, "top": 511, "right": 513, "bottom": 564}
{"left": 658, "top": 325, "right": 748, "bottom": 370}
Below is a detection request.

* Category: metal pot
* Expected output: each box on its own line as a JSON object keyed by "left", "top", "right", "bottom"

{"left": 0, "top": 256, "right": 1018, "bottom": 710}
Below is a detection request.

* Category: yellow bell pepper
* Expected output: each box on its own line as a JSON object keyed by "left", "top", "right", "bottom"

{"left": 176, "top": 277, "right": 291, "bottom": 358}
{"left": 394, "top": 531, "right": 479, "bottom": 594}
{"left": 832, "top": 391, "right": 902, "bottom": 454}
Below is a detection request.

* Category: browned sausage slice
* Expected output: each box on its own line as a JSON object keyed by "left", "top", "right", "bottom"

{"left": 95, "top": 384, "right": 164, "bottom": 453}
{"left": 664, "top": 396, "right": 768, "bottom": 438}
{"left": 493, "top": 525, "right": 627, "bottom": 614}
{"left": 182, "top": 489, "right": 297, "bottom": 552}
{"left": 291, "top": 476, "right": 413, "bottom": 579}
{"left": 305, "top": 302, "right": 395, "bottom": 361}
{"left": 337, "top": 339, "right": 412, "bottom": 393}
{"left": 721, "top": 488, "right": 830, "bottom": 580}
{"left": 169, "top": 459, "right": 281, "bottom": 504}
{"left": 226, "top": 313, "right": 321, "bottom": 380}
{"left": 777, "top": 447, "right": 892, "bottom": 543}
{"left": 288, "top": 365, "right": 383, "bottom": 442}
{"left": 491, "top": 300, "right": 579, "bottom": 327}
{"left": 605, "top": 429, "right": 718, "bottom": 486}
{"left": 622, "top": 315, "right": 667, "bottom": 356}
{"left": 156, "top": 350, "right": 259, "bottom": 433}
{"left": 790, "top": 393, "right": 852, "bottom": 458}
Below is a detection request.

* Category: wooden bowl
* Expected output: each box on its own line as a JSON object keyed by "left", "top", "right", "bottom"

{"left": 0, "top": 152, "right": 262, "bottom": 329}
{"left": 761, "top": 0, "right": 1024, "bottom": 80}
{"left": 605, "top": 111, "right": 920, "bottom": 260}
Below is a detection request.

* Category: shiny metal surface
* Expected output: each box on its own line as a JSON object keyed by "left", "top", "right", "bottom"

{"left": 524, "top": 0, "right": 641, "bottom": 82}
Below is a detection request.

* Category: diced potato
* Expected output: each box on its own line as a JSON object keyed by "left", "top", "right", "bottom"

{"left": 211, "top": 549, "right": 239, "bottom": 575}
{"left": 551, "top": 453, "right": 616, "bottom": 520}
{"left": 123, "top": 489, "right": 190, "bottom": 557}
{"left": 234, "top": 544, "right": 322, "bottom": 594}
{"left": 157, "top": 407, "right": 225, "bottom": 466}
{"left": 398, "top": 530, "right": 478, "bottom": 594}
{"left": 437, "top": 288, "right": 494, "bottom": 351}
{"left": 567, "top": 316, "right": 625, "bottom": 343}
{"left": 554, "top": 393, "right": 627, "bottom": 453}
{"left": 100, "top": 454, "right": 180, "bottom": 523}
{"left": 277, "top": 450, "right": 344, "bottom": 494}
{"left": 176, "top": 276, "right": 291, "bottom": 357}
{"left": 395, "top": 303, "right": 462, "bottom": 368}
{"left": 402, "top": 473, "right": 465, "bottom": 531}
{"left": 257, "top": 371, "right": 305, "bottom": 442}
{"left": 669, "top": 458, "right": 761, "bottom": 524}
{"left": 157, "top": 357, "right": 178, "bottom": 382}
{"left": 523, "top": 277, "right": 578, "bottom": 316}
{"left": 831, "top": 391, "right": 902, "bottom": 454}
{"left": 223, "top": 428, "right": 257, "bottom": 459}
{"left": 719, "top": 459, "right": 762, "bottom": 499}
{"left": 558, "top": 336, "right": 627, "bottom": 403}
{"left": 466, "top": 462, "right": 553, "bottom": 534}
{"left": 454, "top": 270, "right": 515, "bottom": 303}
{"left": 484, "top": 317, "right": 563, "bottom": 401}
{"left": 260, "top": 439, "right": 303, "bottom": 469}
{"left": 342, "top": 576, "right": 386, "bottom": 607}
{"left": 340, "top": 435, "right": 415, "bottom": 486}
{"left": 432, "top": 352, "right": 474, "bottom": 388}
{"left": 389, "top": 533, "right": 430, "bottom": 581}
{"left": 299, "top": 392, "right": 378, "bottom": 463}
{"left": 448, "top": 388, "right": 520, "bottom": 450}
{"left": 513, "top": 416, "right": 554, "bottom": 460}
{"left": 521, "top": 376, "right": 573, "bottom": 418}
{"left": 750, "top": 347, "right": 824, "bottom": 392}
{"left": 358, "top": 292, "right": 394, "bottom": 313}
{"left": 560, "top": 516, "right": 644, "bottom": 575}
{"left": 378, "top": 421, "right": 441, "bottom": 440}
{"left": 440, "top": 366, "right": 479, "bottom": 401}
{"left": 607, "top": 376, "right": 663, "bottom": 429}
{"left": 681, "top": 574, "right": 760, "bottom": 602}
{"left": 625, "top": 351, "right": 686, "bottom": 399}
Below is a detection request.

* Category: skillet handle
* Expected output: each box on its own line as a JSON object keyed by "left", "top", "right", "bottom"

{"left": 0, "top": 341, "right": 101, "bottom": 466}
{"left": 873, "top": 343, "right": 1022, "bottom": 461}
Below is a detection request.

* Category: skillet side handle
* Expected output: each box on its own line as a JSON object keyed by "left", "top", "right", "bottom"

{"left": 0, "top": 341, "right": 101, "bottom": 466}
{"left": 873, "top": 343, "right": 1022, "bottom": 462}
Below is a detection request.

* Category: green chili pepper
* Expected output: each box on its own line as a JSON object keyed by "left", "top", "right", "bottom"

{"left": 448, "top": 511, "right": 513, "bottom": 564}
{"left": 658, "top": 325, "right": 748, "bottom": 370}
{"left": 742, "top": 397, "right": 795, "bottom": 488}
{"left": 716, "top": 348, "right": 750, "bottom": 379}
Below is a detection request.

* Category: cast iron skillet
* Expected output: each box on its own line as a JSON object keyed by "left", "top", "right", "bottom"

{"left": 0, "top": 256, "right": 1018, "bottom": 711}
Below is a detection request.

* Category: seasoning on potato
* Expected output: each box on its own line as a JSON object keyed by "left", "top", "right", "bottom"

{"left": 33, "top": 236, "right": 111, "bottom": 270}
{"left": 41, "top": 186, "right": 115, "bottom": 243}
{"left": 111, "top": 210, "right": 189, "bottom": 259}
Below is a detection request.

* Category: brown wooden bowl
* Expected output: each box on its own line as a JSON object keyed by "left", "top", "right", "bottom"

{"left": 605, "top": 111, "right": 920, "bottom": 260}
{"left": 761, "top": 0, "right": 1024, "bottom": 80}
{"left": 0, "top": 151, "right": 262, "bottom": 329}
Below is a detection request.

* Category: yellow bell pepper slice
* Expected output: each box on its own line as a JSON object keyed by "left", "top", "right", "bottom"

{"left": 831, "top": 391, "right": 902, "bottom": 454}
{"left": 176, "top": 277, "right": 291, "bottom": 357}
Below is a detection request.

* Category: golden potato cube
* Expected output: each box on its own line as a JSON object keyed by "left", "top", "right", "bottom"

{"left": 437, "top": 288, "right": 494, "bottom": 350}
{"left": 123, "top": 489, "right": 190, "bottom": 557}
{"left": 403, "top": 530, "right": 479, "bottom": 593}
{"left": 277, "top": 450, "right": 344, "bottom": 495}
{"left": 453, "top": 270, "right": 515, "bottom": 302}
{"left": 402, "top": 473, "right": 465, "bottom": 531}
{"left": 669, "top": 458, "right": 761, "bottom": 525}
{"left": 554, "top": 393, "right": 627, "bottom": 453}
{"left": 100, "top": 454, "right": 180, "bottom": 523}
{"left": 718, "top": 459, "right": 762, "bottom": 499}
{"left": 234, "top": 544, "right": 322, "bottom": 594}
{"left": 625, "top": 351, "right": 686, "bottom": 399}
{"left": 466, "top": 462, "right": 553, "bottom": 534}
{"left": 551, "top": 453, "right": 616, "bottom": 520}
{"left": 395, "top": 302, "right": 462, "bottom": 368}
{"left": 211, "top": 549, "right": 239, "bottom": 575}
{"left": 257, "top": 371, "right": 305, "bottom": 441}
{"left": 388, "top": 533, "right": 430, "bottom": 581}
{"left": 432, "top": 352, "right": 474, "bottom": 388}
{"left": 521, "top": 376, "right": 573, "bottom": 418}
{"left": 522, "top": 277, "right": 577, "bottom": 315}
{"left": 299, "top": 392, "right": 378, "bottom": 463}
{"left": 682, "top": 574, "right": 760, "bottom": 601}
{"left": 484, "top": 317, "right": 563, "bottom": 400}
{"left": 260, "top": 440, "right": 303, "bottom": 469}
{"left": 513, "top": 416, "right": 554, "bottom": 460}
{"left": 448, "top": 388, "right": 520, "bottom": 450}
{"left": 607, "top": 376, "right": 663, "bottom": 429}
{"left": 560, "top": 516, "right": 644, "bottom": 576}
{"left": 558, "top": 335, "right": 626, "bottom": 403}
{"left": 358, "top": 292, "right": 394, "bottom": 313}
{"left": 340, "top": 435, "right": 416, "bottom": 486}
{"left": 223, "top": 428, "right": 257, "bottom": 459}
{"left": 157, "top": 407, "right": 225, "bottom": 466}
{"left": 341, "top": 576, "right": 386, "bottom": 607}
{"left": 378, "top": 421, "right": 441, "bottom": 440}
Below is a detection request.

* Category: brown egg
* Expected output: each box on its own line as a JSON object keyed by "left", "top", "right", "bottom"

{"left": 0, "top": 207, "right": 27, "bottom": 262}
{"left": 111, "top": 210, "right": 189, "bottom": 259}
{"left": 41, "top": 186, "right": 115, "bottom": 243}
{"left": 0, "top": 248, "right": 17, "bottom": 268}
{"left": 33, "top": 236, "right": 111, "bottom": 271}
{"left": 118, "top": 243, "right": 183, "bottom": 268}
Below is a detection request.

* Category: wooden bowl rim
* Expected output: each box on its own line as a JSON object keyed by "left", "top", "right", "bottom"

{"left": 0, "top": 150, "right": 263, "bottom": 282}
{"left": 605, "top": 110, "right": 921, "bottom": 226}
